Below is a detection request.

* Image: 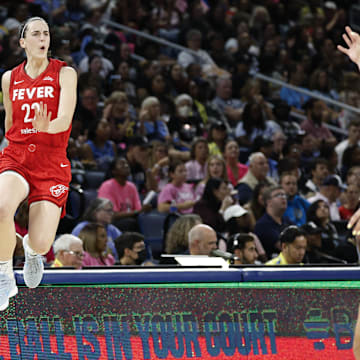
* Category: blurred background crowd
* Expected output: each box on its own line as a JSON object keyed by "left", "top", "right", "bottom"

{"left": 2, "top": 0, "right": 360, "bottom": 268}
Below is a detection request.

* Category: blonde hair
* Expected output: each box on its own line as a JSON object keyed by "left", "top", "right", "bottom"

{"left": 141, "top": 96, "right": 160, "bottom": 111}
{"left": 165, "top": 214, "right": 202, "bottom": 254}
{"left": 104, "top": 91, "right": 128, "bottom": 106}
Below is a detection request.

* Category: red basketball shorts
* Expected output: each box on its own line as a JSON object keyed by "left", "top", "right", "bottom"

{"left": 0, "top": 143, "right": 71, "bottom": 218}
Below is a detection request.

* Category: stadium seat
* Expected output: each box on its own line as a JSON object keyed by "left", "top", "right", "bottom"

{"left": 83, "top": 170, "right": 106, "bottom": 189}
{"left": 83, "top": 188, "right": 98, "bottom": 210}
{"left": 138, "top": 211, "right": 167, "bottom": 259}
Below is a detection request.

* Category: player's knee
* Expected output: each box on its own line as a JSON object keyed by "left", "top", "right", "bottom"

{"left": 28, "top": 235, "right": 53, "bottom": 255}
{"left": 0, "top": 203, "right": 14, "bottom": 221}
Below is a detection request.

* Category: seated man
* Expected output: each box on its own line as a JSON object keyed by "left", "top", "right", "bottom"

{"left": 188, "top": 224, "right": 217, "bottom": 256}
{"left": 254, "top": 185, "right": 291, "bottom": 258}
{"left": 227, "top": 233, "right": 258, "bottom": 265}
{"left": 115, "top": 232, "right": 147, "bottom": 265}
{"left": 52, "top": 234, "right": 84, "bottom": 269}
{"left": 266, "top": 226, "right": 307, "bottom": 265}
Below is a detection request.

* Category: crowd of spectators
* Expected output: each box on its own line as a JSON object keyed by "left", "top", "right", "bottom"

{"left": 2, "top": 0, "right": 360, "bottom": 267}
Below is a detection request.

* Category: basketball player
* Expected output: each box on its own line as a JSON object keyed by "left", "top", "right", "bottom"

{"left": 0, "top": 17, "right": 77, "bottom": 310}
{"left": 338, "top": 27, "right": 360, "bottom": 237}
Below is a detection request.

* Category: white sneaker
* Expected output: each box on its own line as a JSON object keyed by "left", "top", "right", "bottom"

{"left": 23, "top": 235, "right": 44, "bottom": 288}
{"left": 0, "top": 273, "right": 18, "bottom": 311}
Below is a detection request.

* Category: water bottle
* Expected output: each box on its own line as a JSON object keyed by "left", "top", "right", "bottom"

{"left": 170, "top": 200, "right": 177, "bottom": 213}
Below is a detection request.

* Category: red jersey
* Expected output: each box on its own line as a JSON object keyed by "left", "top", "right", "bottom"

{"left": 7, "top": 58, "right": 71, "bottom": 153}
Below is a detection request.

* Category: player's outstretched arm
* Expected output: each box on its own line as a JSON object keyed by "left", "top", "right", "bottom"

{"left": 338, "top": 26, "right": 360, "bottom": 70}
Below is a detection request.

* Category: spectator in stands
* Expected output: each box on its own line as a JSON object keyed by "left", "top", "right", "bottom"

{"left": 139, "top": 96, "right": 170, "bottom": 143}
{"left": 211, "top": 76, "right": 243, "bottom": 128}
{"left": 309, "top": 68, "right": 339, "bottom": 101}
{"left": 195, "top": 154, "right": 229, "bottom": 199}
{"left": 78, "top": 54, "right": 106, "bottom": 95}
{"left": 319, "top": 144, "right": 340, "bottom": 177}
{"left": 227, "top": 233, "right": 258, "bottom": 265}
{"left": 185, "top": 137, "right": 209, "bottom": 182}
{"left": 81, "top": 118, "right": 117, "bottom": 172}
{"left": 341, "top": 145, "right": 360, "bottom": 181}
{"left": 72, "top": 198, "right": 121, "bottom": 260}
{"left": 97, "top": 157, "right": 151, "bottom": 232}
{"left": 167, "top": 63, "right": 189, "bottom": 97}
{"left": 224, "top": 204, "right": 266, "bottom": 261}
{"left": 300, "top": 132, "right": 318, "bottom": 174}
{"left": 52, "top": 234, "right": 84, "bottom": 269}
{"left": 207, "top": 122, "right": 228, "bottom": 156}
{"left": 236, "top": 101, "right": 281, "bottom": 149}
{"left": 254, "top": 185, "right": 291, "bottom": 258}
{"left": 281, "top": 173, "right": 310, "bottom": 226}
{"left": 79, "top": 223, "right": 115, "bottom": 266}
{"left": 168, "top": 94, "right": 204, "bottom": 149}
{"left": 271, "top": 131, "right": 288, "bottom": 163}
{"left": 194, "top": 177, "right": 233, "bottom": 233}
{"left": 158, "top": 159, "right": 196, "bottom": 214}
{"left": 115, "top": 232, "right": 147, "bottom": 266}
{"left": 306, "top": 199, "right": 339, "bottom": 256}
{"left": 188, "top": 224, "right": 217, "bottom": 256}
{"left": 280, "top": 62, "right": 310, "bottom": 111}
{"left": 237, "top": 152, "right": 277, "bottom": 205}
{"left": 223, "top": 140, "right": 248, "bottom": 188}
{"left": 243, "top": 182, "right": 269, "bottom": 222}
{"left": 301, "top": 221, "right": 334, "bottom": 264}
{"left": 163, "top": 214, "right": 202, "bottom": 255}
{"left": 346, "top": 166, "right": 360, "bottom": 189}
{"left": 300, "top": 99, "right": 337, "bottom": 148}
{"left": 149, "top": 141, "right": 170, "bottom": 192}
{"left": 301, "top": 158, "right": 329, "bottom": 197}
{"left": 335, "top": 118, "right": 360, "bottom": 171}
{"left": 266, "top": 226, "right": 307, "bottom": 265}
{"left": 177, "top": 29, "right": 222, "bottom": 78}
{"left": 102, "top": 91, "right": 138, "bottom": 144}
{"left": 126, "top": 136, "right": 157, "bottom": 194}
{"left": 339, "top": 184, "right": 360, "bottom": 220}
{"left": 73, "top": 86, "right": 102, "bottom": 138}
{"left": 308, "top": 175, "right": 343, "bottom": 221}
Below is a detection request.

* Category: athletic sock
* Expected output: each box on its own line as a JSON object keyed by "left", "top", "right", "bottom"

{"left": 0, "top": 260, "right": 14, "bottom": 279}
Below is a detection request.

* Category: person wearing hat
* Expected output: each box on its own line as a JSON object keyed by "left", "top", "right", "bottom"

{"left": 266, "top": 226, "right": 307, "bottom": 265}
{"left": 227, "top": 233, "right": 258, "bottom": 265}
{"left": 224, "top": 204, "right": 266, "bottom": 262}
{"left": 125, "top": 136, "right": 157, "bottom": 194}
{"left": 308, "top": 174, "right": 343, "bottom": 221}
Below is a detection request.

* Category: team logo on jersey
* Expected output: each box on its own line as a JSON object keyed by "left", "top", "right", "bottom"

{"left": 43, "top": 76, "right": 54, "bottom": 81}
{"left": 50, "top": 184, "right": 68, "bottom": 198}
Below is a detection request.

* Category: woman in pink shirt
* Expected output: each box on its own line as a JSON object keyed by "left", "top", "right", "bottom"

{"left": 158, "top": 159, "right": 196, "bottom": 214}
{"left": 79, "top": 223, "right": 115, "bottom": 266}
{"left": 224, "top": 140, "right": 248, "bottom": 187}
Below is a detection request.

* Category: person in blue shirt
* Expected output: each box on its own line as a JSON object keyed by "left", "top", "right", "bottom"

{"left": 254, "top": 185, "right": 293, "bottom": 258}
{"left": 280, "top": 172, "right": 310, "bottom": 226}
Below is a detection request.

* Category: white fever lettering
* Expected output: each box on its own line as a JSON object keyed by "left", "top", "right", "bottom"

{"left": 12, "top": 86, "right": 54, "bottom": 101}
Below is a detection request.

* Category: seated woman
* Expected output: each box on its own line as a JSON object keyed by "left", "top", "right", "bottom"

{"left": 139, "top": 96, "right": 171, "bottom": 142}
{"left": 158, "top": 159, "right": 197, "bottom": 214}
{"left": 185, "top": 137, "right": 209, "bottom": 182}
{"left": 163, "top": 214, "right": 202, "bottom": 255}
{"left": 78, "top": 223, "right": 115, "bottom": 266}
{"left": 72, "top": 198, "right": 121, "bottom": 260}
{"left": 193, "top": 177, "right": 233, "bottom": 234}
{"left": 81, "top": 118, "right": 117, "bottom": 172}
{"left": 306, "top": 199, "right": 340, "bottom": 256}
{"left": 149, "top": 140, "right": 170, "bottom": 192}
{"left": 223, "top": 139, "right": 248, "bottom": 187}
{"left": 195, "top": 154, "right": 229, "bottom": 199}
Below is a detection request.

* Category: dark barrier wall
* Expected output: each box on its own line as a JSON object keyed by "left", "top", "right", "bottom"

{"left": 1, "top": 268, "right": 360, "bottom": 359}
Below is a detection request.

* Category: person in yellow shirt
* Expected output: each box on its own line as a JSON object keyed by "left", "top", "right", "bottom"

{"left": 266, "top": 226, "right": 307, "bottom": 265}
{"left": 51, "top": 234, "right": 84, "bottom": 269}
